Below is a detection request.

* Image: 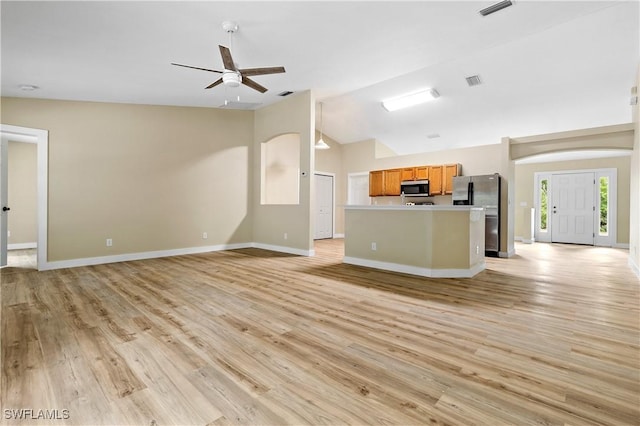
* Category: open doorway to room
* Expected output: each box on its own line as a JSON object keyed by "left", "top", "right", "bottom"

{"left": 0, "top": 124, "right": 48, "bottom": 270}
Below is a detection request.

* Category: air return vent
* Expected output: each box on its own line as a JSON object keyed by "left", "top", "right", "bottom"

{"left": 278, "top": 90, "right": 294, "bottom": 97}
{"left": 465, "top": 75, "right": 482, "bottom": 87}
{"left": 479, "top": 0, "right": 513, "bottom": 16}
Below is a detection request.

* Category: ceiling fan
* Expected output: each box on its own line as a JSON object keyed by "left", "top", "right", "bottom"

{"left": 171, "top": 22, "right": 285, "bottom": 94}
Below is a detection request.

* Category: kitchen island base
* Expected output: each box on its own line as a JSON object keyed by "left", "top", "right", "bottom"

{"left": 344, "top": 205, "right": 485, "bottom": 278}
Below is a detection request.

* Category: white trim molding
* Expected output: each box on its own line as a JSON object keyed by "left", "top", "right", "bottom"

{"left": 343, "top": 256, "right": 486, "bottom": 278}
{"left": 41, "top": 242, "right": 317, "bottom": 271}
{"left": 8, "top": 242, "right": 37, "bottom": 250}
{"left": 629, "top": 256, "right": 640, "bottom": 279}
{"left": 252, "top": 243, "right": 314, "bottom": 257}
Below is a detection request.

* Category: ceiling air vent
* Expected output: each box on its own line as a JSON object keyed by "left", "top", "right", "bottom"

{"left": 479, "top": 0, "right": 513, "bottom": 16}
{"left": 427, "top": 133, "right": 441, "bottom": 139}
{"left": 278, "top": 90, "right": 294, "bottom": 97}
{"left": 465, "top": 75, "right": 482, "bottom": 87}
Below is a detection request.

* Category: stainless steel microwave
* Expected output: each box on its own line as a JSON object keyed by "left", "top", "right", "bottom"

{"left": 401, "top": 180, "right": 429, "bottom": 197}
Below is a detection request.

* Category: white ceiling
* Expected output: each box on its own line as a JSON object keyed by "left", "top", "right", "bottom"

{"left": 1, "top": 1, "right": 638, "bottom": 155}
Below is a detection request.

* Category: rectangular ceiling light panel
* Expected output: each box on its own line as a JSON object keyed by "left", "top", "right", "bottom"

{"left": 382, "top": 88, "right": 440, "bottom": 112}
{"left": 479, "top": 0, "right": 513, "bottom": 16}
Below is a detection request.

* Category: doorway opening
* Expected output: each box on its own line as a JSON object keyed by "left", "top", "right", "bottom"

{"left": 0, "top": 124, "right": 48, "bottom": 270}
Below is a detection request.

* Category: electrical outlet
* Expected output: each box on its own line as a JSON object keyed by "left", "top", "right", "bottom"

{"left": 476, "top": 245, "right": 480, "bottom": 255}
{"left": 106, "top": 238, "right": 113, "bottom": 247}
{"left": 284, "top": 233, "right": 288, "bottom": 240}
{"left": 202, "top": 232, "right": 208, "bottom": 239}
{"left": 7, "top": 230, "right": 10, "bottom": 238}
{"left": 371, "top": 242, "right": 377, "bottom": 251}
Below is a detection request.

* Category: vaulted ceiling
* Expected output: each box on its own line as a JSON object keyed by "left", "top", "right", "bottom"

{"left": 2, "top": 1, "right": 638, "bottom": 155}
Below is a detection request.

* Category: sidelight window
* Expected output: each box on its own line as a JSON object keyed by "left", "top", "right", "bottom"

{"left": 539, "top": 178, "right": 548, "bottom": 232}
{"left": 599, "top": 176, "right": 609, "bottom": 236}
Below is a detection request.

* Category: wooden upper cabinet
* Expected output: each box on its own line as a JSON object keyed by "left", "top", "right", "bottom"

{"left": 369, "top": 164, "right": 461, "bottom": 197}
{"left": 428, "top": 165, "right": 443, "bottom": 196}
{"left": 369, "top": 169, "right": 402, "bottom": 196}
{"left": 383, "top": 169, "right": 402, "bottom": 196}
{"left": 443, "top": 164, "right": 461, "bottom": 195}
{"left": 369, "top": 170, "right": 384, "bottom": 197}
{"left": 401, "top": 168, "right": 416, "bottom": 181}
{"left": 415, "top": 166, "right": 429, "bottom": 180}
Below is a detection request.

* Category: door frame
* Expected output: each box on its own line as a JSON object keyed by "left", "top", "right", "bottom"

{"left": 347, "top": 171, "right": 370, "bottom": 205}
{"left": 534, "top": 168, "right": 617, "bottom": 247}
{"left": 314, "top": 171, "right": 335, "bottom": 239}
{"left": 0, "top": 124, "right": 49, "bottom": 270}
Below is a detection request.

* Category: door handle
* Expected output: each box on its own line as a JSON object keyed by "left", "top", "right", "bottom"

{"left": 2, "top": 206, "right": 9, "bottom": 212}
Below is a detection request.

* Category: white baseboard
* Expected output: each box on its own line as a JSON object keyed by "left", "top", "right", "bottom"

{"left": 8, "top": 242, "right": 37, "bottom": 250}
{"left": 613, "top": 243, "right": 630, "bottom": 249}
{"left": 515, "top": 236, "right": 534, "bottom": 244}
{"left": 342, "top": 256, "right": 485, "bottom": 278}
{"left": 499, "top": 248, "right": 516, "bottom": 258}
{"left": 629, "top": 256, "right": 640, "bottom": 279}
{"left": 333, "top": 233, "right": 345, "bottom": 239}
{"left": 251, "top": 243, "right": 314, "bottom": 257}
{"left": 41, "top": 242, "right": 317, "bottom": 271}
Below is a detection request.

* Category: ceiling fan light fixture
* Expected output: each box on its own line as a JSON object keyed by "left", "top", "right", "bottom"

{"left": 382, "top": 88, "right": 440, "bottom": 112}
{"left": 222, "top": 71, "right": 241, "bottom": 87}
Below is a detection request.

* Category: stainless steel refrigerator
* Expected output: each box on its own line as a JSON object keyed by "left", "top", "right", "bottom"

{"left": 452, "top": 173, "right": 502, "bottom": 256}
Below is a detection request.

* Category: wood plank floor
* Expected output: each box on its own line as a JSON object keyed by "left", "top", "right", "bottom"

{"left": 1, "top": 240, "right": 638, "bottom": 425}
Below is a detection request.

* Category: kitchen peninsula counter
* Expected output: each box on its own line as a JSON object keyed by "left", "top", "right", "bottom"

{"left": 344, "top": 205, "right": 485, "bottom": 278}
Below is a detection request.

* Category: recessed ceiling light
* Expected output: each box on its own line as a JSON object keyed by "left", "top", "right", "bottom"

{"left": 382, "top": 88, "right": 440, "bottom": 112}
{"left": 18, "top": 84, "right": 39, "bottom": 91}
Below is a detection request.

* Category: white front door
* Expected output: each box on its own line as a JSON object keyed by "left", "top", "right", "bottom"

{"left": 314, "top": 174, "right": 333, "bottom": 240}
{"left": 551, "top": 172, "right": 595, "bottom": 245}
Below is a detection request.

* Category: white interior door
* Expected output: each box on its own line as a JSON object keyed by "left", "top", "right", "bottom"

{"left": 0, "top": 138, "right": 8, "bottom": 267}
{"left": 551, "top": 172, "right": 595, "bottom": 245}
{"left": 314, "top": 174, "right": 333, "bottom": 240}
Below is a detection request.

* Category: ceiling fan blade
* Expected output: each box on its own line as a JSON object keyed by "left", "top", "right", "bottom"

{"left": 242, "top": 76, "right": 268, "bottom": 93}
{"left": 239, "top": 66, "right": 286, "bottom": 76}
{"left": 205, "top": 78, "right": 224, "bottom": 89}
{"left": 219, "top": 45, "right": 237, "bottom": 71}
{"left": 171, "top": 63, "right": 223, "bottom": 73}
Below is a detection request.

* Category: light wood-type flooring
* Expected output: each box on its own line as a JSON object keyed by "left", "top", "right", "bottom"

{"left": 1, "top": 240, "right": 639, "bottom": 425}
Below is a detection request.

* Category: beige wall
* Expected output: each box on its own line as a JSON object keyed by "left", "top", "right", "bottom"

{"left": 630, "top": 65, "right": 640, "bottom": 276}
{"left": 8, "top": 141, "right": 37, "bottom": 245}
{"left": 515, "top": 156, "right": 632, "bottom": 244}
{"left": 1, "top": 97, "right": 254, "bottom": 261}
{"left": 314, "top": 131, "right": 345, "bottom": 235}
{"left": 253, "top": 91, "right": 314, "bottom": 252}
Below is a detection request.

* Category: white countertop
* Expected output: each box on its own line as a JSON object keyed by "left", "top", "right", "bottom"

{"left": 344, "top": 205, "right": 484, "bottom": 212}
